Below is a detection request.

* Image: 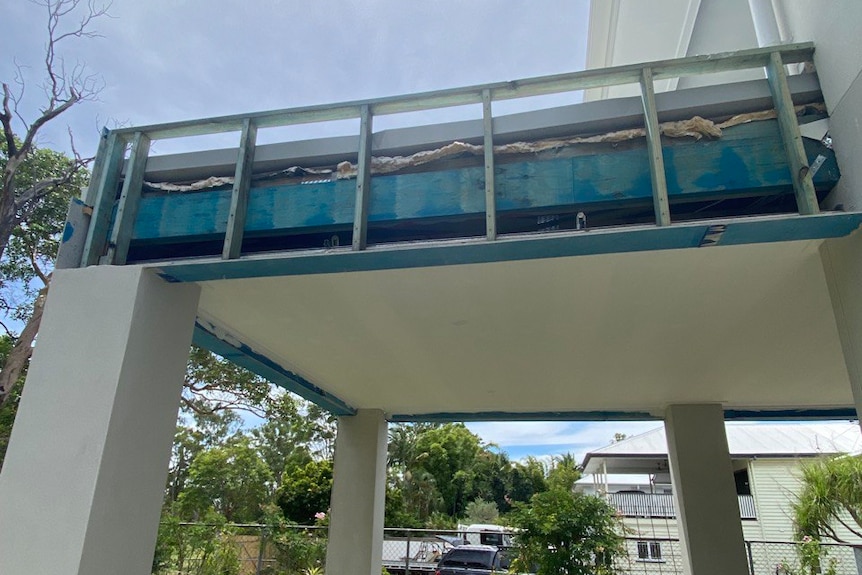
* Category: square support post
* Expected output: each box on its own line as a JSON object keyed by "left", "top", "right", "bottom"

{"left": 0, "top": 266, "right": 200, "bottom": 575}
{"left": 325, "top": 409, "right": 388, "bottom": 575}
{"left": 665, "top": 404, "right": 749, "bottom": 575}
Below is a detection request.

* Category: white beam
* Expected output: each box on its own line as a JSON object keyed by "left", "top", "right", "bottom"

{"left": 0, "top": 266, "right": 200, "bottom": 575}
{"left": 665, "top": 404, "right": 749, "bottom": 575}
{"left": 325, "top": 409, "right": 388, "bottom": 575}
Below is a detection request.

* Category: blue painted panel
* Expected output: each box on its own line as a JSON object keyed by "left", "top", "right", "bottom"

{"left": 133, "top": 119, "right": 837, "bottom": 244}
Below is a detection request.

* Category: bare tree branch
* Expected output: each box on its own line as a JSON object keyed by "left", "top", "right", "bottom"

{"left": 0, "top": 84, "right": 16, "bottom": 156}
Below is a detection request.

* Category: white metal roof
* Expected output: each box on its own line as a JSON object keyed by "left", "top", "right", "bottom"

{"left": 581, "top": 422, "right": 861, "bottom": 474}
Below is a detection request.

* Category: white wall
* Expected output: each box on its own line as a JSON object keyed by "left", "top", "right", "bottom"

{"left": 775, "top": 0, "right": 862, "bottom": 211}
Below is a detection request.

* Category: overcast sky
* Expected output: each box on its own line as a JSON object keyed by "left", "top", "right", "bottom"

{"left": 3, "top": 0, "right": 663, "bottom": 462}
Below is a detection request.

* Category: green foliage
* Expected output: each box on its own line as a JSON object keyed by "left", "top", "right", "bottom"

{"left": 793, "top": 455, "right": 862, "bottom": 544}
{"left": 184, "top": 346, "right": 272, "bottom": 416}
{"left": 0, "top": 335, "right": 17, "bottom": 469}
{"left": 546, "top": 453, "right": 581, "bottom": 493}
{"left": 464, "top": 498, "right": 499, "bottom": 524}
{"left": 277, "top": 459, "right": 333, "bottom": 525}
{"left": 508, "top": 457, "right": 548, "bottom": 506}
{"left": 0, "top": 138, "right": 86, "bottom": 317}
{"left": 178, "top": 436, "right": 273, "bottom": 523}
{"left": 509, "top": 489, "right": 624, "bottom": 575}
{"left": 261, "top": 505, "right": 328, "bottom": 574}
{"left": 775, "top": 536, "right": 837, "bottom": 575}
{"left": 413, "top": 423, "right": 483, "bottom": 517}
{"left": 153, "top": 507, "right": 241, "bottom": 575}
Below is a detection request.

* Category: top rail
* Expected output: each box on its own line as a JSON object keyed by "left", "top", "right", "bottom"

{"left": 109, "top": 43, "right": 815, "bottom": 141}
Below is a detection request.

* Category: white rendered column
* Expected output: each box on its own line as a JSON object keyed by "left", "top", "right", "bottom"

{"left": 821, "top": 231, "right": 862, "bottom": 428}
{"left": 0, "top": 266, "right": 200, "bottom": 575}
{"left": 325, "top": 408, "right": 388, "bottom": 575}
{"left": 665, "top": 404, "right": 748, "bottom": 575}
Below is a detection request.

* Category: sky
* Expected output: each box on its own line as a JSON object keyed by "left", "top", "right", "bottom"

{"left": 0, "top": 0, "right": 669, "bottom": 463}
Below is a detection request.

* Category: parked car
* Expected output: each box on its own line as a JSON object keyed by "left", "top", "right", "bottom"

{"left": 434, "top": 544, "right": 515, "bottom": 574}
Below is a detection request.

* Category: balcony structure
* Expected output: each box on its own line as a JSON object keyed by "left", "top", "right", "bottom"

{"left": 52, "top": 42, "right": 858, "bottom": 421}
{"left": 2, "top": 36, "right": 862, "bottom": 575}
{"left": 608, "top": 492, "right": 757, "bottom": 520}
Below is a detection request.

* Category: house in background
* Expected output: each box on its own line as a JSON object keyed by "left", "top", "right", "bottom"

{"left": 576, "top": 422, "right": 862, "bottom": 573}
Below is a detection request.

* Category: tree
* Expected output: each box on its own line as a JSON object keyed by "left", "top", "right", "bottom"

{"left": 277, "top": 459, "right": 333, "bottom": 524}
{"left": 793, "top": 455, "right": 862, "bottom": 544}
{"left": 509, "top": 489, "right": 624, "bottom": 575}
{"left": 413, "top": 423, "right": 483, "bottom": 517}
{"left": 177, "top": 436, "right": 273, "bottom": 524}
{"left": 183, "top": 346, "right": 273, "bottom": 416}
{"left": 0, "top": 0, "right": 109, "bottom": 406}
{"left": 546, "top": 452, "right": 582, "bottom": 492}
{"left": 464, "top": 498, "right": 499, "bottom": 524}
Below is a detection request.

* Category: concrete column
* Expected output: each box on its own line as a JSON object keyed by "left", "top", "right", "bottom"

{"left": 0, "top": 266, "right": 200, "bottom": 575}
{"left": 325, "top": 408, "right": 388, "bottom": 575}
{"left": 821, "top": 232, "right": 862, "bottom": 427}
{"left": 665, "top": 404, "right": 748, "bottom": 575}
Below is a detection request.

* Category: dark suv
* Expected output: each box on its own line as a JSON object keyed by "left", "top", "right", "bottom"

{"left": 434, "top": 545, "right": 514, "bottom": 574}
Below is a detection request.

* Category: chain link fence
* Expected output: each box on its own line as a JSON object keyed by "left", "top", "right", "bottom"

{"left": 152, "top": 523, "right": 862, "bottom": 575}
{"left": 614, "top": 538, "right": 860, "bottom": 575}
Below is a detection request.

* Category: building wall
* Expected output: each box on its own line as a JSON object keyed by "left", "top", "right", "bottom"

{"left": 775, "top": 0, "right": 862, "bottom": 211}
{"left": 747, "top": 458, "right": 802, "bottom": 541}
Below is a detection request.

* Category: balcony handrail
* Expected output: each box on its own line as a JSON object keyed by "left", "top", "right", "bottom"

{"left": 108, "top": 43, "right": 814, "bottom": 142}
{"left": 608, "top": 491, "right": 757, "bottom": 520}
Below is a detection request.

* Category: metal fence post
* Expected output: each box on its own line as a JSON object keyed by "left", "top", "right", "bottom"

{"left": 746, "top": 541, "right": 755, "bottom": 575}
{"left": 404, "top": 531, "right": 411, "bottom": 575}
{"left": 256, "top": 525, "right": 266, "bottom": 575}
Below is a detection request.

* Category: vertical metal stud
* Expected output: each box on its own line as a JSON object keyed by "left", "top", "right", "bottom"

{"left": 223, "top": 118, "right": 258, "bottom": 260}
{"left": 640, "top": 66, "right": 671, "bottom": 227}
{"left": 482, "top": 89, "right": 497, "bottom": 241}
{"left": 82, "top": 128, "right": 110, "bottom": 207}
{"left": 106, "top": 131, "right": 151, "bottom": 265}
{"left": 766, "top": 51, "right": 818, "bottom": 215}
{"left": 81, "top": 131, "right": 126, "bottom": 266}
{"left": 352, "top": 104, "right": 373, "bottom": 251}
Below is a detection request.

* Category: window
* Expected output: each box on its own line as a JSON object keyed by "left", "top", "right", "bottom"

{"left": 636, "top": 541, "right": 663, "bottom": 562}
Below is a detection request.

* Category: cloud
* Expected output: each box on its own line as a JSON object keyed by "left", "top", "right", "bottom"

{"left": 466, "top": 420, "right": 661, "bottom": 462}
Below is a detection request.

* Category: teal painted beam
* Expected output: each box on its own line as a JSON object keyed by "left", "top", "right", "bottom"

{"left": 152, "top": 212, "right": 862, "bottom": 284}
{"left": 193, "top": 321, "right": 356, "bottom": 415}
{"left": 131, "top": 119, "right": 837, "bottom": 246}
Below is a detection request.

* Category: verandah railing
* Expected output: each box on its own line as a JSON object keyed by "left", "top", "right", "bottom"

{"left": 80, "top": 43, "right": 820, "bottom": 267}
{"left": 608, "top": 491, "right": 757, "bottom": 520}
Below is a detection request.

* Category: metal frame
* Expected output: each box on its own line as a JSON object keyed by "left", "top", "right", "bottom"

{"left": 80, "top": 42, "right": 818, "bottom": 265}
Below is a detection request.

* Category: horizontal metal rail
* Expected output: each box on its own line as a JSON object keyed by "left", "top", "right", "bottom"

{"left": 108, "top": 43, "right": 814, "bottom": 141}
